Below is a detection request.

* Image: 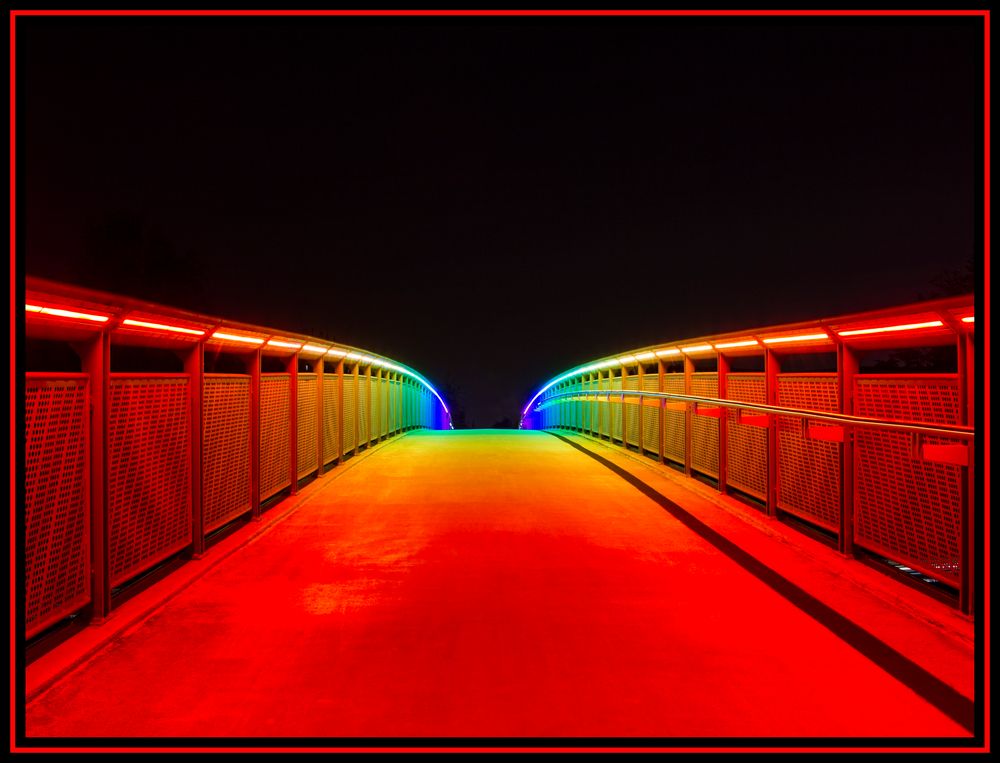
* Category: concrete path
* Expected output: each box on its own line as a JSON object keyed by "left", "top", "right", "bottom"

{"left": 24, "top": 430, "right": 974, "bottom": 739}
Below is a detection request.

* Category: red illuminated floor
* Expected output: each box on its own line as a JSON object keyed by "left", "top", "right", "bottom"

{"left": 25, "top": 430, "right": 974, "bottom": 739}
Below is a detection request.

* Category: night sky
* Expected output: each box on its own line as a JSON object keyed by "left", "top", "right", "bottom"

{"left": 18, "top": 15, "right": 982, "bottom": 427}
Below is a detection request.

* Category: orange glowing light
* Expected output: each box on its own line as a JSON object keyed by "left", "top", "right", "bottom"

{"left": 961, "top": 316, "right": 974, "bottom": 324}
{"left": 25, "top": 304, "right": 110, "bottom": 322}
{"left": 681, "top": 344, "right": 714, "bottom": 353}
{"left": 121, "top": 318, "right": 205, "bottom": 335}
{"left": 212, "top": 331, "right": 264, "bottom": 345}
{"left": 655, "top": 348, "right": 681, "bottom": 357}
{"left": 302, "top": 344, "right": 328, "bottom": 354}
{"left": 837, "top": 320, "right": 944, "bottom": 337}
{"left": 266, "top": 339, "right": 302, "bottom": 349}
{"left": 634, "top": 351, "right": 656, "bottom": 361}
{"left": 761, "top": 333, "right": 829, "bottom": 344}
{"left": 714, "top": 339, "right": 759, "bottom": 349}
{"left": 326, "top": 348, "right": 348, "bottom": 357}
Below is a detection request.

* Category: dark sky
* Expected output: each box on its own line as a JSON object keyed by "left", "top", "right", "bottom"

{"left": 18, "top": 15, "right": 982, "bottom": 427}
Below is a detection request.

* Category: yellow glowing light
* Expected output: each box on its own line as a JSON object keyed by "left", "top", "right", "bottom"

{"left": 714, "top": 339, "right": 759, "bottom": 349}
{"left": 634, "top": 351, "right": 656, "bottom": 361}
{"left": 681, "top": 344, "right": 714, "bottom": 353}
{"left": 961, "top": 316, "right": 974, "bottom": 324}
{"left": 266, "top": 339, "right": 301, "bottom": 349}
{"left": 655, "top": 348, "right": 681, "bottom": 357}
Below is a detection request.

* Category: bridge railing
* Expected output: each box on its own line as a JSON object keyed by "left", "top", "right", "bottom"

{"left": 521, "top": 295, "right": 976, "bottom": 615}
{"left": 22, "top": 277, "right": 451, "bottom": 645}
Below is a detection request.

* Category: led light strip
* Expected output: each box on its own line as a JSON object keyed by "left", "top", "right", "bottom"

{"left": 837, "top": 320, "right": 943, "bottom": 337}
{"left": 761, "top": 332, "right": 829, "bottom": 344}
{"left": 715, "top": 339, "right": 759, "bottom": 349}
{"left": 25, "top": 304, "right": 110, "bottom": 323}
{"left": 266, "top": 339, "right": 301, "bottom": 349}
{"left": 961, "top": 316, "right": 974, "bottom": 324}
{"left": 634, "top": 351, "right": 656, "bottom": 362}
{"left": 301, "top": 344, "right": 328, "bottom": 354}
{"left": 681, "top": 344, "right": 713, "bottom": 353}
{"left": 655, "top": 348, "right": 681, "bottom": 357}
{"left": 326, "top": 348, "right": 348, "bottom": 357}
{"left": 121, "top": 318, "right": 205, "bottom": 335}
{"left": 211, "top": 331, "right": 264, "bottom": 345}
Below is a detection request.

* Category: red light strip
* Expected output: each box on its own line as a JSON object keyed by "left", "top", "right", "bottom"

{"left": 761, "top": 332, "right": 829, "bottom": 344}
{"left": 837, "top": 320, "right": 944, "bottom": 337}
{"left": 25, "top": 304, "right": 110, "bottom": 323}
{"left": 121, "top": 318, "right": 205, "bottom": 336}
{"left": 211, "top": 331, "right": 264, "bottom": 345}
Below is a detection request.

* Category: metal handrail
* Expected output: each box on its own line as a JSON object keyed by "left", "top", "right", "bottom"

{"left": 534, "top": 389, "right": 975, "bottom": 442}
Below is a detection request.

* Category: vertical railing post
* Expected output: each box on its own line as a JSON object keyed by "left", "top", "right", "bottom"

{"left": 183, "top": 343, "right": 204, "bottom": 557}
{"left": 288, "top": 352, "right": 299, "bottom": 495}
{"left": 637, "top": 364, "right": 645, "bottom": 455}
{"left": 337, "top": 359, "right": 345, "bottom": 464}
{"left": 315, "top": 356, "right": 326, "bottom": 475}
{"left": 366, "top": 364, "right": 373, "bottom": 447}
{"left": 838, "top": 344, "right": 857, "bottom": 555}
{"left": 958, "top": 332, "right": 974, "bottom": 614}
{"left": 79, "top": 331, "right": 110, "bottom": 622}
{"left": 353, "top": 363, "right": 360, "bottom": 456}
{"left": 718, "top": 351, "right": 730, "bottom": 495}
{"left": 683, "top": 354, "right": 694, "bottom": 477}
{"left": 620, "top": 366, "right": 628, "bottom": 450}
{"left": 249, "top": 348, "right": 261, "bottom": 521}
{"left": 657, "top": 358, "right": 666, "bottom": 464}
{"left": 765, "top": 348, "right": 780, "bottom": 518}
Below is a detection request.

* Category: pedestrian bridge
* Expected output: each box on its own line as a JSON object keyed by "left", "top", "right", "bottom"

{"left": 20, "top": 278, "right": 978, "bottom": 742}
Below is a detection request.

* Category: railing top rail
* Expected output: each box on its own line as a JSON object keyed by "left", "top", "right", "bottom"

{"left": 534, "top": 389, "right": 975, "bottom": 441}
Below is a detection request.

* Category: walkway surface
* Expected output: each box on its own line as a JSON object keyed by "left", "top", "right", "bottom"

{"left": 24, "top": 430, "right": 975, "bottom": 739}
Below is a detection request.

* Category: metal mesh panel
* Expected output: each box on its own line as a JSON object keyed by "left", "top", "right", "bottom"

{"left": 725, "top": 374, "right": 767, "bottom": 500}
{"left": 25, "top": 376, "right": 90, "bottom": 638}
{"left": 624, "top": 373, "right": 640, "bottom": 446}
{"left": 854, "top": 376, "right": 962, "bottom": 581}
{"left": 380, "top": 377, "right": 389, "bottom": 437}
{"left": 663, "top": 374, "right": 685, "bottom": 463}
{"left": 297, "top": 374, "right": 318, "bottom": 479}
{"left": 358, "top": 373, "right": 370, "bottom": 444}
{"left": 108, "top": 376, "right": 191, "bottom": 587}
{"left": 611, "top": 375, "right": 623, "bottom": 441}
{"left": 777, "top": 375, "right": 841, "bottom": 531}
{"left": 582, "top": 379, "right": 592, "bottom": 431}
{"left": 691, "top": 373, "right": 719, "bottom": 478}
{"left": 641, "top": 373, "right": 660, "bottom": 454}
{"left": 203, "top": 375, "right": 251, "bottom": 532}
{"left": 322, "top": 373, "right": 339, "bottom": 464}
{"left": 343, "top": 374, "right": 357, "bottom": 452}
{"left": 259, "top": 374, "right": 291, "bottom": 502}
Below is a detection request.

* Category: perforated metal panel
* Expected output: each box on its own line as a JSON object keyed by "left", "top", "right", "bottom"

{"left": 322, "top": 373, "right": 339, "bottom": 465}
{"left": 25, "top": 375, "right": 90, "bottom": 638}
{"left": 641, "top": 373, "right": 660, "bottom": 454}
{"left": 343, "top": 373, "right": 357, "bottom": 452}
{"left": 611, "top": 375, "right": 623, "bottom": 441}
{"left": 691, "top": 373, "right": 719, "bottom": 478}
{"left": 259, "top": 374, "right": 291, "bottom": 502}
{"left": 854, "top": 376, "right": 962, "bottom": 581}
{"left": 108, "top": 376, "right": 191, "bottom": 587}
{"left": 203, "top": 375, "right": 251, "bottom": 532}
{"left": 624, "top": 373, "right": 640, "bottom": 446}
{"left": 358, "top": 373, "right": 370, "bottom": 444}
{"left": 663, "top": 374, "right": 685, "bottom": 463}
{"left": 297, "top": 374, "right": 318, "bottom": 479}
{"left": 725, "top": 374, "right": 767, "bottom": 500}
{"left": 777, "top": 375, "right": 841, "bottom": 531}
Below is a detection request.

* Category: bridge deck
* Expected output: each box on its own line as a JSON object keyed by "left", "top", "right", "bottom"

{"left": 25, "top": 430, "right": 973, "bottom": 738}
